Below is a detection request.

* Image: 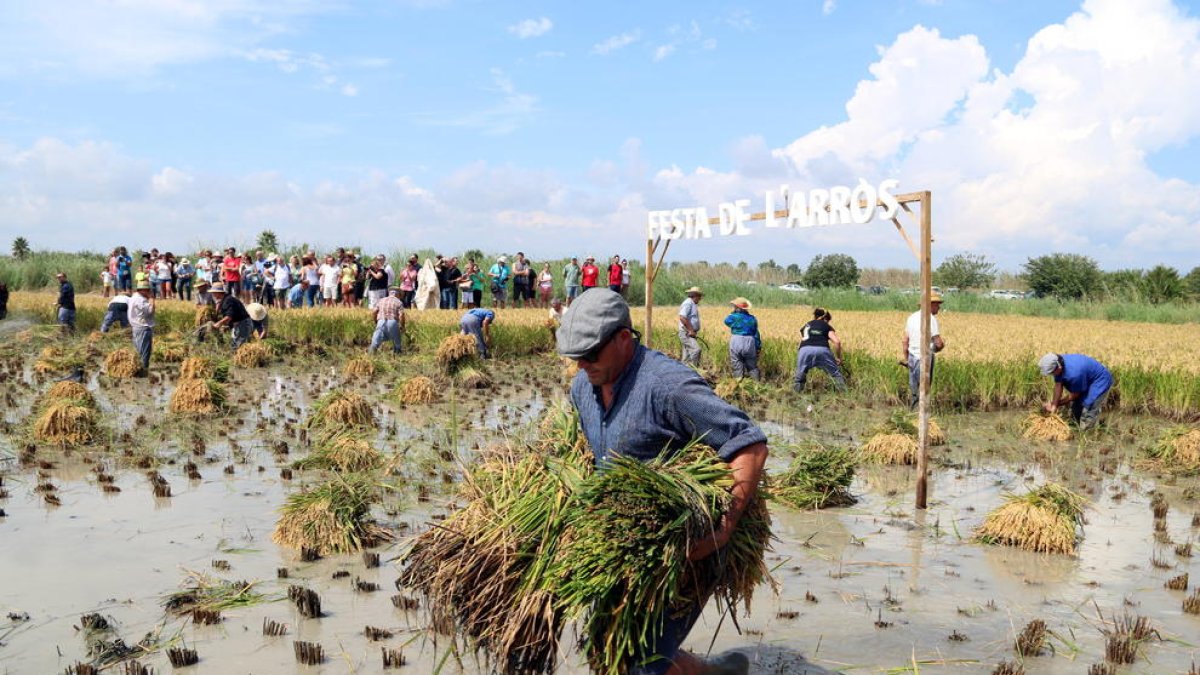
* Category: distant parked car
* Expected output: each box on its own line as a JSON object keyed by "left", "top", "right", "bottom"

{"left": 778, "top": 283, "right": 809, "bottom": 293}
{"left": 868, "top": 285, "right": 887, "bottom": 295}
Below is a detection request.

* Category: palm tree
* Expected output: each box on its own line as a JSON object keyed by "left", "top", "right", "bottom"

{"left": 11, "top": 237, "right": 30, "bottom": 260}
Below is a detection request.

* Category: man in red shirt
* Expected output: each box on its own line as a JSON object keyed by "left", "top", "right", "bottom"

{"left": 607, "top": 255, "right": 623, "bottom": 293}
{"left": 222, "top": 248, "right": 242, "bottom": 291}
{"left": 581, "top": 256, "right": 600, "bottom": 292}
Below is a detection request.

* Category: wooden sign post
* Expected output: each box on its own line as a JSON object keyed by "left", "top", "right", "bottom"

{"left": 643, "top": 190, "right": 935, "bottom": 509}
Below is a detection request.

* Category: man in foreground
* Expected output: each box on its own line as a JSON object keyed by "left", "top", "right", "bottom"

{"left": 900, "top": 292, "right": 945, "bottom": 409}
{"left": 1038, "top": 352, "right": 1113, "bottom": 429}
{"left": 209, "top": 283, "right": 254, "bottom": 350}
{"left": 557, "top": 289, "right": 765, "bottom": 675}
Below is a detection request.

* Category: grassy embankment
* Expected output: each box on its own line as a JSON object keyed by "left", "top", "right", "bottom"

{"left": 9, "top": 292, "right": 1199, "bottom": 420}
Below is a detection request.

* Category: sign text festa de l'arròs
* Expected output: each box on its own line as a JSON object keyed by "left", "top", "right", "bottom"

{"left": 646, "top": 180, "right": 902, "bottom": 240}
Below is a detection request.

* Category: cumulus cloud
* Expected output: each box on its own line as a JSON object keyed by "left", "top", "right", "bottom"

{"left": 508, "top": 17, "right": 553, "bottom": 39}
{"left": 592, "top": 30, "right": 641, "bottom": 55}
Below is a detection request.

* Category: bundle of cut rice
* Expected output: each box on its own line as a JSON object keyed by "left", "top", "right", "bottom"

{"left": 194, "top": 304, "right": 218, "bottom": 327}
{"left": 1146, "top": 426, "right": 1200, "bottom": 471}
{"left": 976, "top": 483, "right": 1085, "bottom": 554}
{"left": 306, "top": 391, "right": 375, "bottom": 431}
{"left": 169, "top": 378, "right": 226, "bottom": 415}
{"left": 773, "top": 443, "right": 857, "bottom": 509}
{"left": 233, "top": 342, "right": 271, "bottom": 368}
{"left": 454, "top": 366, "right": 492, "bottom": 389}
{"left": 294, "top": 433, "right": 382, "bottom": 473}
{"left": 104, "top": 348, "right": 141, "bottom": 377}
{"left": 713, "top": 377, "right": 770, "bottom": 403}
{"left": 178, "top": 356, "right": 229, "bottom": 382}
{"left": 40, "top": 381, "right": 95, "bottom": 409}
{"left": 436, "top": 334, "right": 478, "bottom": 372}
{"left": 876, "top": 409, "right": 947, "bottom": 446}
{"left": 1022, "top": 413, "right": 1072, "bottom": 442}
{"left": 859, "top": 433, "right": 919, "bottom": 465}
{"left": 397, "top": 376, "right": 438, "bottom": 405}
{"left": 343, "top": 357, "right": 376, "bottom": 378}
{"left": 34, "top": 400, "right": 99, "bottom": 446}
{"left": 153, "top": 340, "right": 189, "bottom": 363}
{"left": 272, "top": 476, "right": 390, "bottom": 555}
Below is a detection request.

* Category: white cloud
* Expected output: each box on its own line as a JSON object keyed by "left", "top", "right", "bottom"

{"left": 822, "top": 0, "right": 837, "bottom": 15}
{"left": 341, "top": 83, "right": 358, "bottom": 97}
{"left": 508, "top": 17, "right": 553, "bottom": 39}
{"left": 592, "top": 30, "right": 641, "bottom": 55}
{"left": 653, "top": 20, "right": 713, "bottom": 62}
{"left": 653, "top": 45, "right": 676, "bottom": 62}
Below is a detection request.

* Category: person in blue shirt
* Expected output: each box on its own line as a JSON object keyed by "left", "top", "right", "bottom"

{"left": 1038, "top": 353, "right": 1113, "bottom": 430}
{"left": 557, "top": 289, "right": 765, "bottom": 675}
{"left": 723, "top": 297, "right": 761, "bottom": 380}
{"left": 459, "top": 307, "right": 495, "bottom": 359}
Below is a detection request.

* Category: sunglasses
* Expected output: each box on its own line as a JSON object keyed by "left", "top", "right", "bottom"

{"left": 577, "top": 327, "right": 639, "bottom": 363}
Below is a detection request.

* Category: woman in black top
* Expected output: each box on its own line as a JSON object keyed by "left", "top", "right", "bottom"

{"left": 793, "top": 307, "right": 847, "bottom": 392}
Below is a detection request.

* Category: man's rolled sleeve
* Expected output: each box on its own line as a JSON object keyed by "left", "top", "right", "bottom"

{"left": 664, "top": 376, "right": 768, "bottom": 462}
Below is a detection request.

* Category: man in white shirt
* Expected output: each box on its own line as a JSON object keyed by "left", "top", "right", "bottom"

{"left": 100, "top": 292, "right": 131, "bottom": 333}
{"left": 677, "top": 286, "right": 703, "bottom": 366}
{"left": 128, "top": 281, "right": 156, "bottom": 373}
{"left": 899, "top": 292, "right": 945, "bottom": 409}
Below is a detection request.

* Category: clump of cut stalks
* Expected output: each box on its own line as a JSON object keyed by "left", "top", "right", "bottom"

{"left": 343, "top": 357, "right": 376, "bottom": 377}
{"left": 233, "top": 342, "right": 272, "bottom": 368}
{"left": 397, "top": 410, "right": 772, "bottom": 675}
{"left": 169, "top": 378, "right": 226, "bottom": 415}
{"left": 713, "top": 376, "right": 771, "bottom": 403}
{"left": 42, "top": 380, "right": 94, "bottom": 407}
{"left": 1100, "top": 611, "right": 1158, "bottom": 665}
{"left": 1022, "top": 413, "right": 1073, "bottom": 442}
{"left": 455, "top": 365, "right": 492, "bottom": 389}
{"left": 876, "top": 409, "right": 947, "bottom": 446}
{"left": 397, "top": 376, "right": 438, "bottom": 405}
{"left": 194, "top": 304, "right": 218, "bottom": 327}
{"left": 859, "top": 433, "right": 918, "bottom": 465}
{"left": 272, "top": 475, "right": 389, "bottom": 555}
{"left": 1146, "top": 426, "right": 1200, "bottom": 471}
{"left": 178, "top": 356, "right": 229, "bottom": 382}
{"left": 436, "top": 333, "right": 477, "bottom": 373}
{"left": 294, "top": 433, "right": 382, "bottom": 473}
{"left": 772, "top": 442, "right": 857, "bottom": 510}
{"left": 976, "top": 483, "right": 1086, "bottom": 554}
{"left": 34, "top": 400, "right": 99, "bottom": 446}
{"left": 307, "top": 391, "right": 375, "bottom": 431}
{"left": 34, "top": 345, "right": 89, "bottom": 375}
{"left": 104, "top": 348, "right": 141, "bottom": 378}
{"left": 1014, "top": 618, "right": 1048, "bottom": 657}
{"left": 163, "top": 573, "right": 268, "bottom": 614}
{"left": 152, "top": 336, "right": 188, "bottom": 363}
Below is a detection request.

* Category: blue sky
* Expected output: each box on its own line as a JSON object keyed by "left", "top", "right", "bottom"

{"left": 1, "top": 0, "right": 1199, "bottom": 271}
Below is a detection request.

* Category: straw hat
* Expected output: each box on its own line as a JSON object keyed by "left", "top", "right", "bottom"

{"left": 685, "top": 286, "right": 703, "bottom": 297}
{"left": 209, "top": 283, "right": 227, "bottom": 294}
{"left": 930, "top": 291, "right": 944, "bottom": 303}
{"left": 195, "top": 277, "right": 210, "bottom": 289}
{"left": 135, "top": 281, "right": 151, "bottom": 291}
{"left": 729, "top": 297, "right": 751, "bottom": 310}
{"left": 246, "top": 303, "right": 268, "bottom": 321}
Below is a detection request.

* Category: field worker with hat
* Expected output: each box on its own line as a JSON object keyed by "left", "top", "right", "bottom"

{"left": 100, "top": 291, "right": 131, "bottom": 333}
{"left": 487, "top": 256, "right": 510, "bottom": 309}
{"left": 1039, "top": 353, "right": 1113, "bottom": 430}
{"left": 194, "top": 275, "right": 211, "bottom": 307}
{"left": 128, "top": 280, "right": 155, "bottom": 372}
{"left": 678, "top": 286, "right": 704, "bottom": 367}
{"left": 55, "top": 272, "right": 76, "bottom": 334}
{"left": 900, "top": 292, "right": 945, "bottom": 409}
{"left": 246, "top": 302, "right": 269, "bottom": 340}
{"left": 793, "top": 308, "right": 847, "bottom": 392}
{"left": 209, "top": 283, "right": 255, "bottom": 350}
{"left": 459, "top": 307, "right": 495, "bottom": 359}
{"left": 723, "top": 297, "right": 761, "bottom": 380}
{"left": 556, "top": 289, "right": 766, "bottom": 675}
{"left": 580, "top": 256, "right": 600, "bottom": 292}
{"left": 369, "top": 287, "right": 406, "bottom": 354}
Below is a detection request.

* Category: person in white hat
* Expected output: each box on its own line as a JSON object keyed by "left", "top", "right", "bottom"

{"left": 246, "top": 301, "right": 269, "bottom": 340}
{"left": 175, "top": 257, "right": 195, "bottom": 302}
{"left": 209, "top": 283, "right": 255, "bottom": 350}
{"left": 487, "top": 256, "right": 510, "bottom": 309}
{"left": 128, "top": 280, "right": 155, "bottom": 373}
{"left": 900, "top": 292, "right": 945, "bottom": 409}
{"left": 723, "top": 297, "right": 761, "bottom": 380}
{"left": 677, "top": 286, "right": 704, "bottom": 366}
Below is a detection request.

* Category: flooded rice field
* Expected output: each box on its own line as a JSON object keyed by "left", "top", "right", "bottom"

{"left": 1, "top": 325, "right": 1198, "bottom": 674}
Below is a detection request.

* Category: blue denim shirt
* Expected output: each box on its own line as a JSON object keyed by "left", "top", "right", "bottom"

{"left": 570, "top": 345, "right": 767, "bottom": 465}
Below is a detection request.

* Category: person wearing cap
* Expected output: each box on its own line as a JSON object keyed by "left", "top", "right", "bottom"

{"left": 556, "top": 289, "right": 766, "bottom": 675}
{"left": 900, "top": 292, "right": 945, "bottom": 409}
{"left": 723, "top": 298, "right": 762, "bottom": 380}
{"left": 1038, "top": 353, "right": 1112, "bottom": 429}
{"left": 678, "top": 287, "right": 703, "bottom": 367}
{"left": 128, "top": 281, "right": 155, "bottom": 372}
{"left": 459, "top": 307, "right": 495, "bottom": 358}
{"left": 176, "top": 257, "right": 195, "bottom": 302}
{"left": 54, "top": 272, "right": 76, "bottom": 334}
{"left": 580, "top": 256, "right": 600, "bottom": 292}
{"left": 487, "top": 257, "right": 510, "bottom": 309}
{"left": 793, "top": 308, "right": 846, "bottom": 392}
{"left": 247, "top": 302, "right": 270, "bottom": 340}
{"left": 209, "top": 283, "right": 255, "bottom": 350}
{"left": 194, "top": 275, "right": 212, "bottom": 307}
{"left": 369, "top": 287, "right": 407, "bottom": 354}
{"left": 562, "top": 256, "right": 582, "bottom": 305}
{"left": 100, "top": 291, "right": 132, "bottom": 333}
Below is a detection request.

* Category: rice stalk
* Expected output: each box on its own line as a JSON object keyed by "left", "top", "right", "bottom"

{"left": 233, "top": 342, "right": 271, "bottom": 368}
{"left": 33, "top": 400, "right": 98, "bottom": 446}
{"left": 294, "top": 433, "right": 382, "bottom": 473}
{"left": 169, "top": 378, "right": 226, "bottom": 415}
{"left": 162, "top": 572, "right": 269, "bottom": 614}
{"left": 272, "top": 475, "right": 389, "bottom": 555}
{"left": 104, "top": 348, "right": 141, "bottom": 378}
{"left": 713, "top": 377, "right": 770, "bottom": 403}
{"left": 773, "top": 443, "right": 857, "bottom": 510}
{"left": 306, "top": 391, "right": 375, "bottom": 430}
{"left": 976, "top": 483, "right": 1086, "bottom": 554}
{"left": 1022, "top": 413, "right": 1073, "bottom": 442}
{"left": 859, "top": 433, "right": 918, "bottom": 465}
{"left": 397, "top": 376, "right": 438, "bottom": 405}
{"left": 436, "top": 333, "right": 478, "bottom": 373}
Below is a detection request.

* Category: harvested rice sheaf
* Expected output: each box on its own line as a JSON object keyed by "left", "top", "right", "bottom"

{"left": 713, "top": 376, "right": 770, "bottom": 403}
{"left": 1022, "top": 413, "right": 1073, "bottom": 442}
{"left": 773, "top": 443, "right": 857, "bottom": 510}
{"left": 436, "top": 334, "right": 478, "bottom": 372}
{"left": 976, "top": 483, "right": 1086, "bottom": 554}
{"left": 343, "top": 358, "right": 376, "bottom": 378}
{"left": 877, "top": 410, "right": 947, "bottom": 446}
{"left": 272, "top": 475, "right": 389, "bottom": 555}
{"left": 153, "top": 340, "right": 189, "bottom": 363}
{"left": 295, "top": 434, "right": 382, "bottom": 473}
{"left": 169, "top": 378, "right": 226, "bottom": 415}
{"left": 34, "top": 400, "right": 99, "bottom": 446}
{"left": 40, "top": 381, "right": 95, "bottom": 409}
{"left": 194, "top": 304, "right": 218, "bottom": 327}
{"left": 233, "top": 342, "right": 272, "bottom": 368}
{"left": 1147, "top": 426, "right": 1200, "bottom": 470}
{"left": 860, "top": 433, "right": 919, "bottom": 465}
{"left": 397, "top": 376, "right": 438, "bottom": 405}
{"left": 179, "top": 356, "right": 230, "bottom": 382}
{"left": 104, "top": 348, "right": 141, "bottom": 378}
{"left": 307, "top": 391, "right": 375, "bottom": 430}
{"left": 454, "top": 366, "right": 492, "bottom": 390}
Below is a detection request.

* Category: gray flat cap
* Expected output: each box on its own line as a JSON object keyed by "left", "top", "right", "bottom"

{"left": 1038, "top": 353, "right": 1060, "bottom": 376}
{"left": 556, "top": 289, "right": 631, "bottom": 359}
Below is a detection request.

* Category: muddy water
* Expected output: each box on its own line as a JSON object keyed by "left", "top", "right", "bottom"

{"left": 2, "top": 358, "right": 1199, "bottom": 673}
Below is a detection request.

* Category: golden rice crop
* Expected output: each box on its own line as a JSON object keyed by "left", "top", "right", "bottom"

{"left": 34, "top": 400, "right": 99, "bottom": 446}
{"left": 343, "top": 357, "right": 376, "bottom": 377}
{"left": 436, "top": 333, "right": 478, "bottom": 372}
{"left": 104, "top": 348, "right": 141, "bottom": 377}
{"left": 1022, "top": 413, "right": 1073, "bottom": 442}
{"left": 307, "top": 391, "right": 375, "bottom": 430}
{"left": 169, "top": 378, "right": 225, "bottom": 415}
{"left": 41, "top": 381, "right": 95, "bottom": 408}
{"left": 233, "top": 342, "right": 271, "bottom": 368}
{"left": 397, "top": 376, "right": 439, "bottom": 405}
{"left": 295, "top": 433, "right": 382, "bottom": 473}
{"left": 860, "top": 433, "right": 918, "bottom": 465}
{"left": 1146, "top": 427, "right": 1200, "bottom": 470}
{"left": 976, "top": 483, "right": 1086, "bottom": 554}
